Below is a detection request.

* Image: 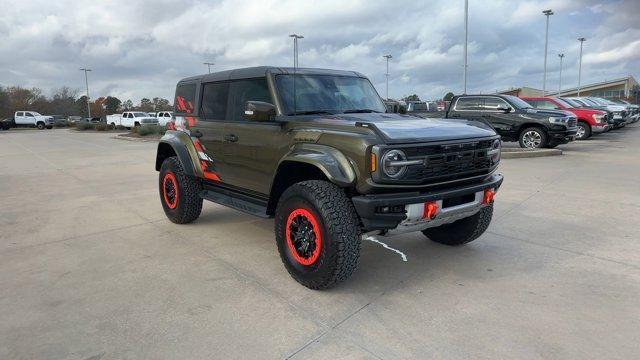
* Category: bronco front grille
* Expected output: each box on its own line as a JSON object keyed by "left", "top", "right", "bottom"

{"left": 393, "top": 139, "right": 495, "bottom": 185}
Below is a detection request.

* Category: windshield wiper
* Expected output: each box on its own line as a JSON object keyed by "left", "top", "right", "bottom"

{"left": 287, "top": 110, "right": 334, "bottom": 116}
{"left": 342, "top": 109, "right": 381, "bottom": 114}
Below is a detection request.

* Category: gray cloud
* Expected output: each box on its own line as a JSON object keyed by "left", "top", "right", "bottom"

{"left": 0, "top": 0, "right": 637, "bottom": 102}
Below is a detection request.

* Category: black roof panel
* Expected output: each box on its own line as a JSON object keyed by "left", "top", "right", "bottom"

{"left": 178, "top": 66, "right": 365, "bottom": 84}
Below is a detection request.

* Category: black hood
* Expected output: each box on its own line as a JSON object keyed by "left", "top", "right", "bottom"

{"left": 301, "top": 113, "right": 497, "bottom": 144}
{"left": 523, "top": 108, "right": 574, "bottom": 118}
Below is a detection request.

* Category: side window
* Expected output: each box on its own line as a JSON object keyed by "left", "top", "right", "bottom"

{"left": 17, "top": 112, "right": 24, "bottom": 117}
{"left": 522, "top": 99, "right": 537, "bottom": 107}
{"left": 175, "top": 83, "right": 196, "bottom": 114}
{"left": 455, "top": 97, "right": 481, "bottom": 111}
{"left": 200, "top": 82, "right": 230, "bottom": 120}
{"left": 536, "top": 100, "right": 560, "bottom": 110}
{"left": 482, "top": 97, "right": 510, "bottom": 111}
{"left": 128, "top": 113, "right": 134, "bottom": 118}
{"left": 228, "top": 78, "right": 272, "bottom": 121}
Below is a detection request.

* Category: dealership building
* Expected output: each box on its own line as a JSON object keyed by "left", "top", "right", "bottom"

{"left": 498, "top": 75, "right": 639, "bottom": 103}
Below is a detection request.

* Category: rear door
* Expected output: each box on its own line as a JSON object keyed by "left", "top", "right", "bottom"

{"left": 15, "top": 112, "right": 25, "bottom": 124}
{"left": 221, "top": 78, "right": 286, "bottom": 195}
{"left": 449, "top": 96, "right": 485, "bottom": 123}
{"left": 190, "top": 81, "right": 229, "bottom": 183}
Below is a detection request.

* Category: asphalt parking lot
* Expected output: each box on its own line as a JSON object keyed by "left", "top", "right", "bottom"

{"left": 1, "top": 126, "right": 639, "bottom": 359}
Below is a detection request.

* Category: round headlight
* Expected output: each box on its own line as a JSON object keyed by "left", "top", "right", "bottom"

{"left": 488, "top": 139, "right": 501, "bottom": 163}
{"left": 382, "top": 149, "right": 408, "bottom": 178}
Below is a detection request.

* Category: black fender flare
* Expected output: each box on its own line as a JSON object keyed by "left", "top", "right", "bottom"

{"left": 155, "top": 131, "right": 202, "bottom": 178}
{"left": 278, "top": 143, "right": 357, "bottom": 187}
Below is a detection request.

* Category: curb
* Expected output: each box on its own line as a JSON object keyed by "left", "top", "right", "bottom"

{"left": 112, "top": 134, "right": 160, "bottom": 143}
{"left": 501, "top": 148, "right": 562, "bottom": 159}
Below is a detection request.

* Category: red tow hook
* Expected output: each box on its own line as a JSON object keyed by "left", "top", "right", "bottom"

{"left": 482, "top": 189, "right": 496, "bottom": 205}
{"left": 423, "top": 202, "right": 439, "bottom": 219}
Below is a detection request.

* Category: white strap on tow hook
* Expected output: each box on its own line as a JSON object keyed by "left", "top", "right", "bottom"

{"left": 363, "top": 236, "right": 408, "bottom": 262}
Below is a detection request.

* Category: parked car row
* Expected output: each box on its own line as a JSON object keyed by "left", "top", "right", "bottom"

{"left": 409, "top": 94, "right": 637, "bottom": 148}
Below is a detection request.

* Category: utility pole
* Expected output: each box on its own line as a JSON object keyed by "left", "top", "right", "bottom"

{"left": 289, "top": 34, "right": 304, "bottom": 115}
{"left": 383, "top": 54, "right": 392, "bottom": 100}
{"left": 463, "top": 0, "right": 469, "bottom": 94}
{"left": 79, "top": 68, "right": 92, "bottom": 118}
{"left": 289, "top": 34, "right": 304, "bottom": 68}
{"left": 558, "top": 53, "right": 565, "bottom": 93}
{"left": 577, "top": 38, "right": 586, "bottom": 96}
{"left": 203, "top": 62, "right": 215, "bottom": 74}
{"left": 542, "top": 9, "right": 554, "bottom": 95}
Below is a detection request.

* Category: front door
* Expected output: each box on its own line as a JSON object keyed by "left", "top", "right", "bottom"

{"left": 221, "top": 78, "right": 287, "bottom": 195}
{"left": 481, "top": 96, "right": 515, "bottom": 137}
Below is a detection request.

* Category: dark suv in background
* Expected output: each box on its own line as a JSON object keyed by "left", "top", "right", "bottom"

{"left": 422, "top": 94, "right": 578, "bottom": 149}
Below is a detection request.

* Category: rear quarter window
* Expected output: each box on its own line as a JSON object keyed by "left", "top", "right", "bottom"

{"left": 175, "top": 83, "right": 197, "bottom": 115}
{"left": 455, "top": 97, "right": 481, "bottom": 111}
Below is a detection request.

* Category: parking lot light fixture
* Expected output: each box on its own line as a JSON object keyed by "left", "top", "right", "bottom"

{"left": 203, "top": 62, "right": 215, "bottom": 74}
{"left": 383, "top": 54, "right": 392, "bottom": 100}
{"left": 558, "top": 53, "right": 565, "bottom": 92}
{"left": 79, "top": 68, "right": 92, "bottom": 118}
{"left": 577, "top": 38, "right": 586, "bottom": 96}
{"left": 289, "top": 34, "right": 304, "bottom": 68}
{"left": 542, "top": 9, "right": 554, "bottom": 95}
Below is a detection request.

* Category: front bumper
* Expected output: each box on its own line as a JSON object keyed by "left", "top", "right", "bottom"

{"left": 352, "top": 173, "right": 504, "bottom": 231}
{"left": 548, "top": 128, "right": 577, "bottom": 144}
{"left": 592, "top": 124, "right": 609, "bottom": 133}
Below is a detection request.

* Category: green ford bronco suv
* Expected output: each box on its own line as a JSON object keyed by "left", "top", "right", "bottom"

{"left": 155, "top": 66, "right": 503, "bottom": 289}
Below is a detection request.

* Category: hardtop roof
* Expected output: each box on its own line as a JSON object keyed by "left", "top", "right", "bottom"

{"left": 177, "top": 66, "right": 366, "bottom": 84}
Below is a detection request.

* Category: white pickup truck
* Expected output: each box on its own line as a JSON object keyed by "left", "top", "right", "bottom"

{"left": 155, "top": 111, "right": 173, "bottom": 126}
{"left": 14, "top": 111, "right": 55, "bottom": 130}
{"left": 106, "top": 112, "right": 159, "bottom": 128}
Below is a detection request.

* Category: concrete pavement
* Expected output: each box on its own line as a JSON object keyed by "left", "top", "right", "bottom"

{"left": 1, "top": 127, "right": 639, "bottom": 359}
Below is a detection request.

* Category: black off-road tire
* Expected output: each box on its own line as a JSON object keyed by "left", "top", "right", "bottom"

{"left": 275, "top": 180, "right": 361, "bottom": 290}
{"left": 422, "top": 204, "right": 493, "bottom": 246}
{"left": 518, "top": 127, "right": 547, "bottom": 149}
{"left": 159, "top": 156, "right": 203, "bottom": 224}
{"left": 37, "top": 122, "right": 45, "bottom": 130}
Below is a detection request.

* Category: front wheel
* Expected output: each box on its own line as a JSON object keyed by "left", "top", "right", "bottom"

{"left": 159, "top": 156, "right": 203, "bottom": 224}
{"left": 36, "top": 122, "right": 45, "bottom": 130}
{"left": 422, "top": 204, "right": 493, "bottom": 246}
{"left": 275, "top": 180, "right": 361, "bottom": 290}
{"left": 518, "top": 127, "right": 547, "bottom": 149}
{"left": 575, "top": 122, "right": 591, "bottom": 140}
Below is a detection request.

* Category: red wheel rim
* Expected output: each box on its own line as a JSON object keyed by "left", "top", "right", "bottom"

{"left": 285, "top": 208, "right": 323, "bottom": 266}
{"left": 162, "top": 172, "right": 179, "bottom": 209}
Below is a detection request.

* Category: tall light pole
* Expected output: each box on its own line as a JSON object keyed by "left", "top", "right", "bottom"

{"left": 577, "top": 37, "right": 586, "bottom": 96}
{"left": 383, "top": 54, "right": 392, "bottom": 100}
{"left": 203, "top": 62, "right": 215, "bottom": 74}
{"left": 463, "top": 0, "right": 469, "bottom": 94}
{"left": 289, "top": 34, "right": 304, "bottom": 68}
{"left": 79, "top": 68, "right": 92, "bottom": 118}
{"left": 558, "top": 53, "right": 565, "bottom": 93}
{"left": 542, "top": 9, "right": 554, "bottom": 95}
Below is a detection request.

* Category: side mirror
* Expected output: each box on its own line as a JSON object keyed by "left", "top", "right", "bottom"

{"left": 245, "top": 101, "right": 276, "bottom": 121}
{"left": 497, "top": 106, "right": 511, "bottom": 113}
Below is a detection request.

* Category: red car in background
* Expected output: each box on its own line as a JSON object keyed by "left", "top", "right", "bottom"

{"left": 521, "top": 97, "right": 609, "bottom": 140}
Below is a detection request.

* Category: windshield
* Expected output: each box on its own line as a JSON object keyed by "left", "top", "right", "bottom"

{"left": 553, "top": 98, "right": 573, "bottom": 108}
{"left": 560, "top": 98, "right": 582, "bottom": 107}
{"left": 504, "top": 95, "right": 533, "bottom": 109}
{"left": 30, "top": 112, "right": 42, "bottom": 116}
{"left": 133, "top": 112, "right": 148, "bottom": 117}
{"left": 581, "top": 98, "right": 601, "bottom": 106}
{"left": 275, "top": 74, "right": 387, "bottom": 115}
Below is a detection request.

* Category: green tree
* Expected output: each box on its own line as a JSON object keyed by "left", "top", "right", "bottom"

{"left": 139, "top": 98, "right": 153, "bottom": 112}
{"left": 443, "top": 92, "right": 455, "bottom": 101}
{"left": 76, "top": 95, "right": 89, "bottom": 117}
{"left": 104, "top": 96, "right": 122, "bottom": 114}
{"left": 403, "top": 94, "right": 421, "bottom": 101}
{"left": 123, "top": 99, "right": 133, "bottom": 110}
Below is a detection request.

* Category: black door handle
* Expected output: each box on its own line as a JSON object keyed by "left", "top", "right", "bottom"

{"left": 224, "top": 134, "right": 238, "bottom": 142}
{"left": 192, "top": 130, "right": 203, "bottom": 138}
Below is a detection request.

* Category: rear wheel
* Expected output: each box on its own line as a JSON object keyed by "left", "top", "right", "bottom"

{"left": 275, "top": 180, "right": 360, "bottom": 289}
{"left": 519, "top": 127, "right": 547, "bottom": 149}
{"left": 575, "top": 121, "right": 591, "bottom": 140}
{"left": 159, "top": 156, "right": 203, "bottom": 224}
{"left": 422, "top": 205, "right": 493, "bottom": 246}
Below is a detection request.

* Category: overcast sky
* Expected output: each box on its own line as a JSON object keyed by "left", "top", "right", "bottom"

{"left": 0, "top": 0, "right": 638, "bottom": 103}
